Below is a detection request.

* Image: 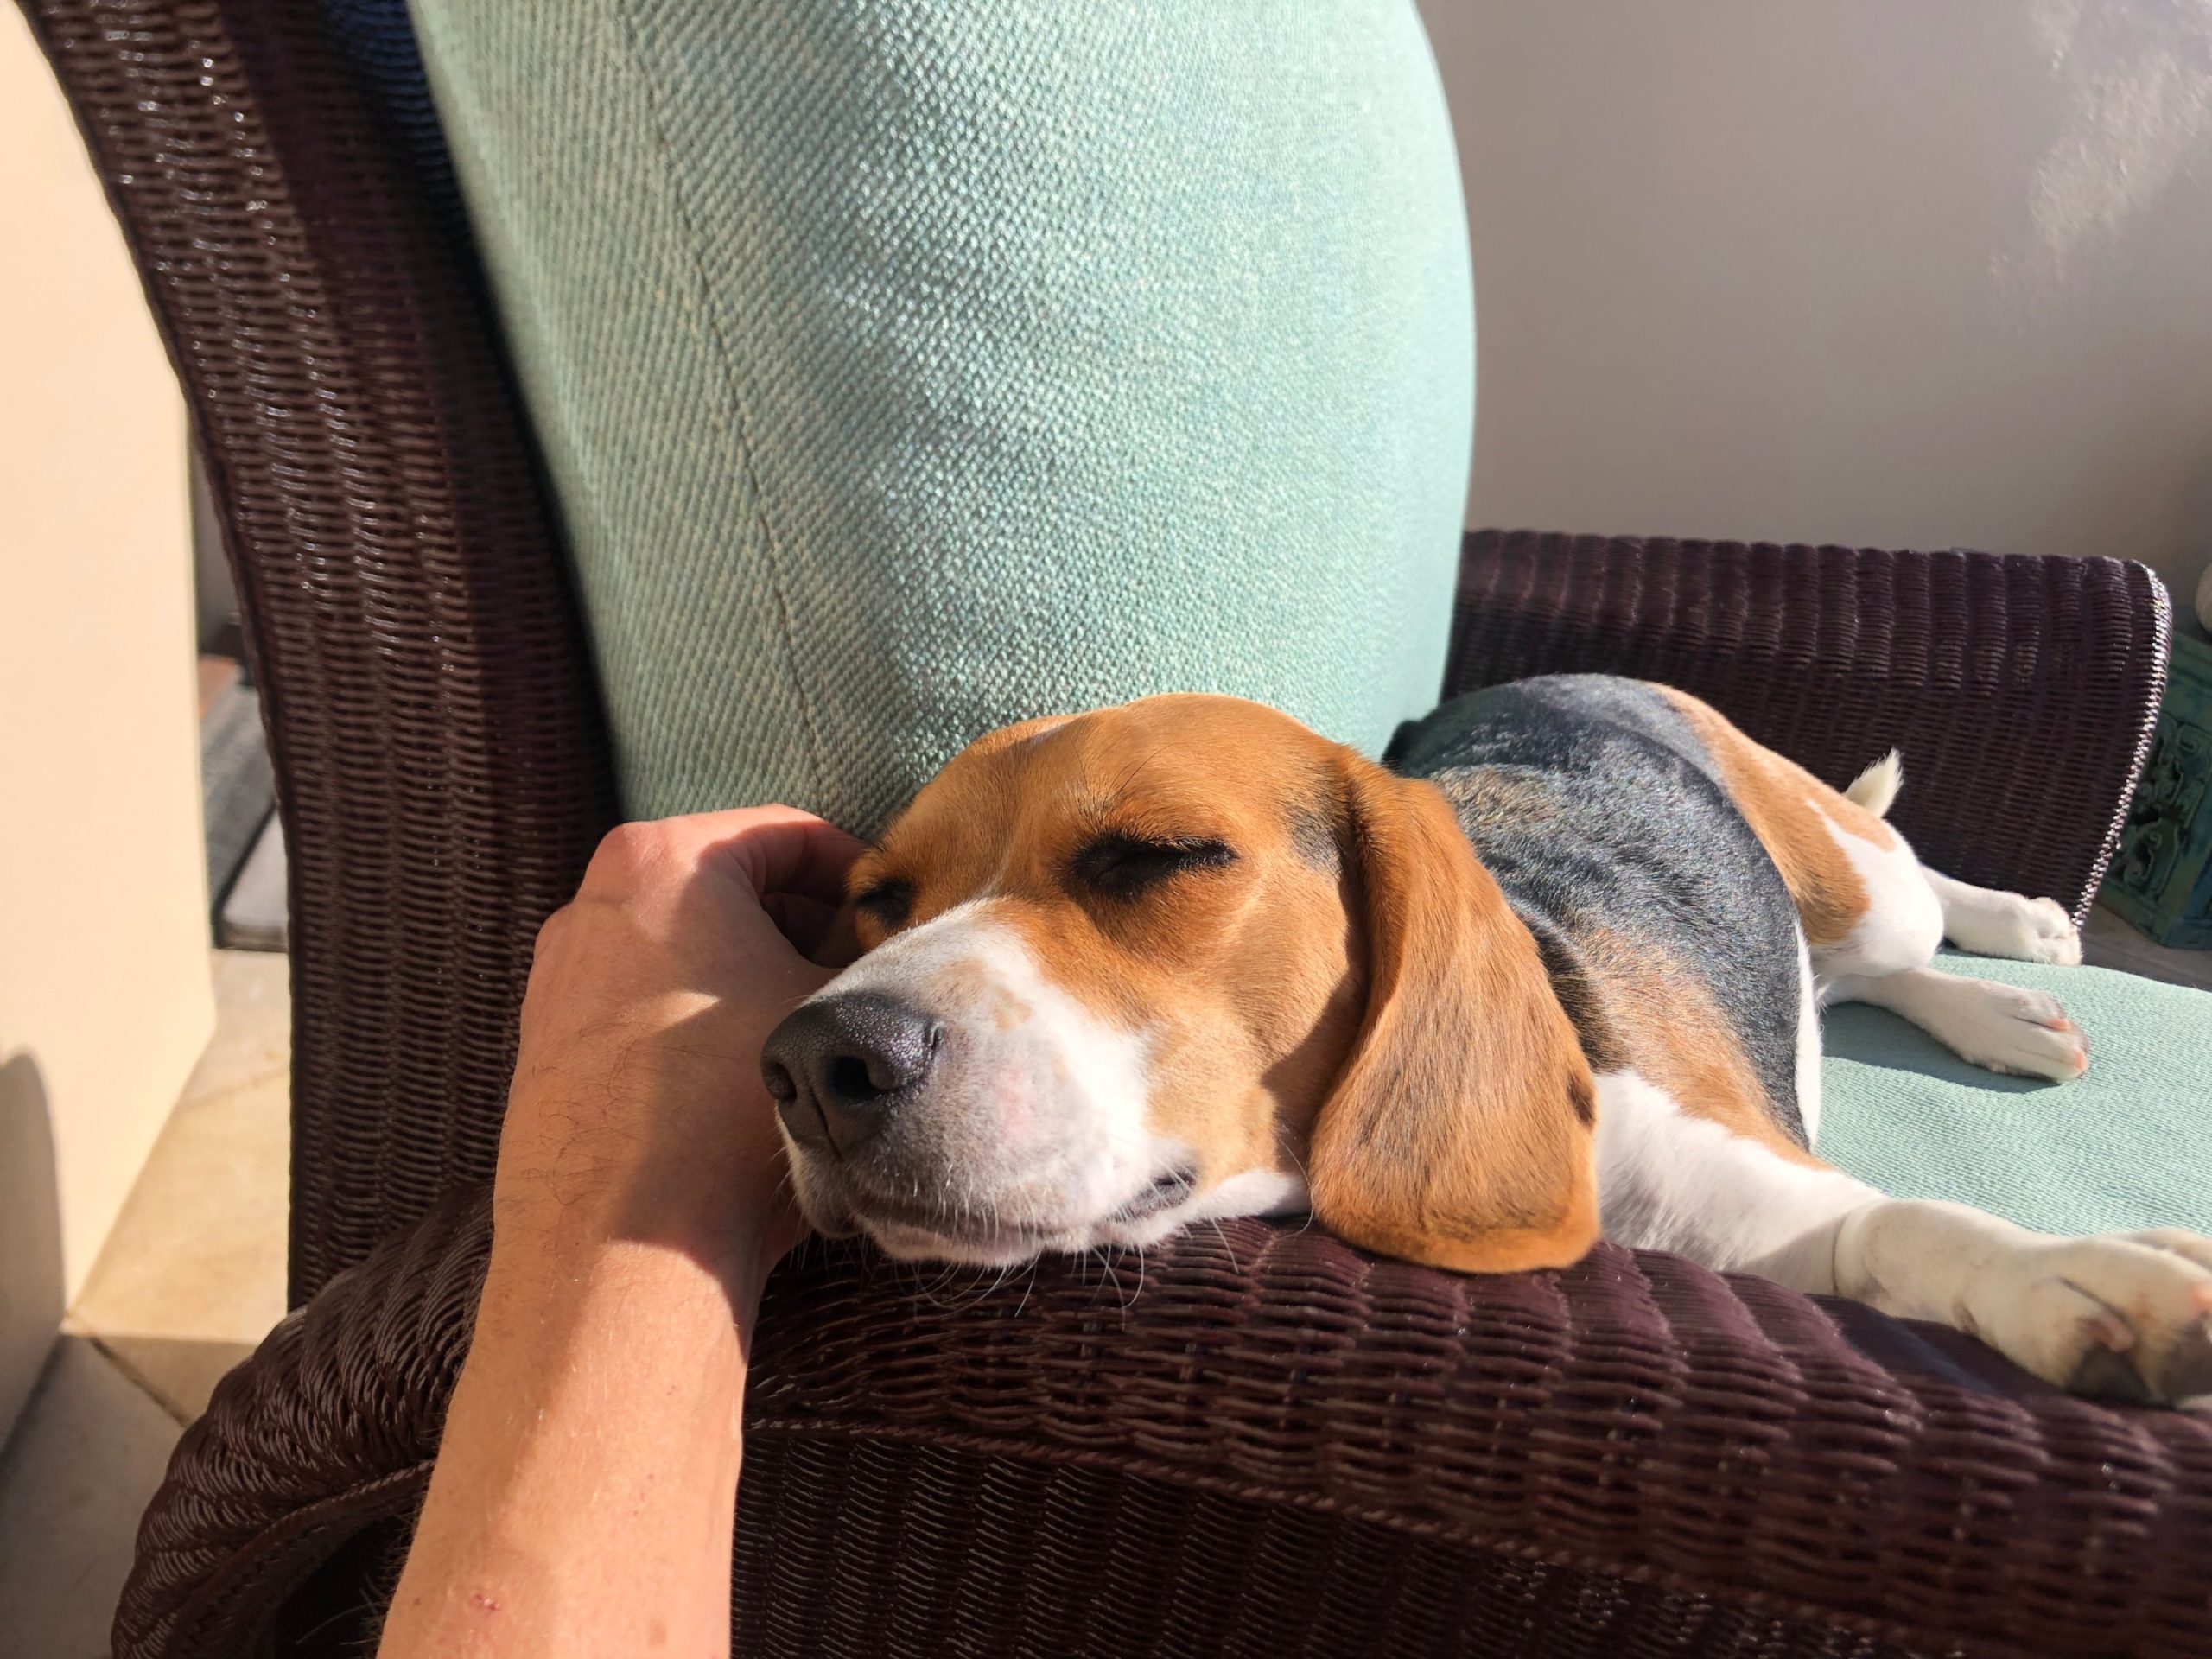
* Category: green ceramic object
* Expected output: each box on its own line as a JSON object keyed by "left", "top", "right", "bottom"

{"left": 2102, "top": 625, "right": 2212, "bottom": 949}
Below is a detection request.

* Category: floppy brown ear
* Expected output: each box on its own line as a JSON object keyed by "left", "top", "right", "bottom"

{"left": 1307, "top": 756, "right": 1599, "bottom": 1274}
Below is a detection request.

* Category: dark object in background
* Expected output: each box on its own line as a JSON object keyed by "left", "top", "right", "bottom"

{"left": 2104, "top": 625, "right": 2212, "bottom": 948}
{"left": 197, "top": 676, "right": 273, "bottom": 931}
{"left": 16, "top": 2, "right": 2193, "bottom": 1657}
{"left": 195, "top": 447, "right": 289, "bottom": 950}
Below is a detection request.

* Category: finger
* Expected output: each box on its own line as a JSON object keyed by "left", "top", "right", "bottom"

{"left": 663, "top": 805, "right": 869, "bottom": 904}
{"left": 734, "top": 813, "right": 869, "bottom": 906}
{"left": 762, "top": 891, "right": 840, "bottom": 957}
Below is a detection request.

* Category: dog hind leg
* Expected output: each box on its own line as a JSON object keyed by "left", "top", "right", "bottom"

{"left": 1807, "top": 759, "right": 2086, "bottom": 1078}
{"left": 1922, "top": 868, "right": 2082, "bottom": 964}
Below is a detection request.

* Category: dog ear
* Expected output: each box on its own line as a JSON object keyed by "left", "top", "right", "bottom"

{"left": 1307, "top": 755, "right": 1600, "bottom": 1274}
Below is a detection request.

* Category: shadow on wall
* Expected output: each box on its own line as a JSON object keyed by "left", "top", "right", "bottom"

{"left": 0, "top": 1052, "right": 63, "bottom": 1443}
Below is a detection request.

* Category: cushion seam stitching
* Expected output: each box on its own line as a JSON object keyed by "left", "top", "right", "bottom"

{"left": 604, "top": 0, "right": 831, "bottom": 808}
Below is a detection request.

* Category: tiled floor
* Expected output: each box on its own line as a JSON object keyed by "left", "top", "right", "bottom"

{"left": 0, "top": 1339, "right": 181, "bottom": 1659}
{"left": 0, "top": 950, "right": 289, "bottom": 1658}
{"left": 2082, "top": 901, "right": 2212, "bottom": 991}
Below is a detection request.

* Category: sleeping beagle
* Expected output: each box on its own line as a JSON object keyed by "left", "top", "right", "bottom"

{"left": 761, "top": 676, "right": 2212, "bottom": 1407}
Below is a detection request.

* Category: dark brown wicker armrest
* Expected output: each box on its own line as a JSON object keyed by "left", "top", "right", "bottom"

{"left": 119, "top": 1189, "right": 2212, "bottom": 1659}
{"left": 1448, "top": 531, "right": 2172, "bottom": 920}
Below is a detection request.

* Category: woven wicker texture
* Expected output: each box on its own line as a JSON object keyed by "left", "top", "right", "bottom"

{"left": 734, "top": 1444, "right": 1932, "bottom": 1659}
{"left": 17, "top": 0, "right": 623, "bottom": 1308}
{"left": 119, "top": 1188, "right": 2212, "bottom": 1659}
{"left": 1449, "top": 531, "right": 2171, "bottom": 922}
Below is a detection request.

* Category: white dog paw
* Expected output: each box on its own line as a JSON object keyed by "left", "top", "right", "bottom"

{"left": 1955, "top": 891, "right": 2083, "bottom": 964}
{"left": 1948, "top": 982, "right": 2089, "bottom": 1081}
{"left": 1929, "top": 873, "right": 2083, "bottom": 963}
{"left": 1980, "top": 1233, "right": 2212, "bottom": 1406}
{"left": 2016, "top": 896, "right": 2084, "bottom": 966}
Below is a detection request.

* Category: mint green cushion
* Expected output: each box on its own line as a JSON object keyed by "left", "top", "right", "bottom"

{"left": 1821, "top": 956, "right": 2212, "bottom": 1236}
{"left": 410, "top": 1, "right": 1474, "bottom": 835}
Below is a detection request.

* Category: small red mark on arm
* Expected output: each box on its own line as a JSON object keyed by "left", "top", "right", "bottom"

{"left": 470, "top": 1591, "right": 501, "bottom": 1613}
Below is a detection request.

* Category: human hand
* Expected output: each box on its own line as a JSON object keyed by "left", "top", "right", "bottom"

{"left": 385, "top": 806, "right": 860, "bottom": 1659}
{"left": 492, "top": 805, "right": 866, "bottom": 1304}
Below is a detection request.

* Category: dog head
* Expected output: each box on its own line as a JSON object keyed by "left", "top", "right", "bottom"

{"left": 761, "top": 696, "right": 1597, "bottom": 1271}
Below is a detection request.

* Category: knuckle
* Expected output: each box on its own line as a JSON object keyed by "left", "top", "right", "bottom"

{"left": 531, "top": 905, "right": 572, "bottom": 957}
{"left": 588, "top": 821, "right": 669, "bottom": 885}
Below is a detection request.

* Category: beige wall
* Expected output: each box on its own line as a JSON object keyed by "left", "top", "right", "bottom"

{"left": 1, "top": 12, "right": 213, "bottom": 1440}
{"left": 1419, "top": 0, "right": 2212, "bottom": 601}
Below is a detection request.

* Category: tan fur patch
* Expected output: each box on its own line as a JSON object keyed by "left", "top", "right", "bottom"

{"left": 1657, "top": 687, "right": 1893, "bottom": 948}
{"left": 1573, "top": 928, "right": 1827, "bottom": 1166}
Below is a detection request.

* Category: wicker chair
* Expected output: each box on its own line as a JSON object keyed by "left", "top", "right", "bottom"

{"left": 21, "top": 2, "right": 2207, "bottom": 1655}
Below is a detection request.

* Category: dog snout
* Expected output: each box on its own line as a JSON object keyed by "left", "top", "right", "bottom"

{"left": 761, "top": 991, "right": 944, "bottom": 1157}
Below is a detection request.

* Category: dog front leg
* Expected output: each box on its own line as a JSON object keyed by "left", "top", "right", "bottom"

{"left": 1832, "top": 1198, "right": 2212, "bottom": 1406}
{"left": 1594, "top": 1071, "right": 2212, "bottom": 1404}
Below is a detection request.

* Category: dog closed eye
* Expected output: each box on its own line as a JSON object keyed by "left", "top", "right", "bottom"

{"left": 1067, "top": 834, "right": 1236, "bottom": 900}
{"left": 852, "top": 877, "right": 914, "bottom": 928}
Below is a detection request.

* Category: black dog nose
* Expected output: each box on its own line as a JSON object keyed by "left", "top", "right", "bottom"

{"left": 760, "top": 992, "right": 942, "bottom": 1156}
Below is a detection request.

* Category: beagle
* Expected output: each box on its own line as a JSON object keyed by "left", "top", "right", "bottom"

{"left": 761, "top": 676, "right": 2212, "bottom": 1406}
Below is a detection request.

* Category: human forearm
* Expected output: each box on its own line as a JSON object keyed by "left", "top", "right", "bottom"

{"left": 377, "top": 1238, "right": 763, "bottom": 1658}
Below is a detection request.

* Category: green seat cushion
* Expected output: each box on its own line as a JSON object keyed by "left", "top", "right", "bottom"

{"left": 410, "top": 0, "right": 1474, "bottom": 835}
{"left": 1821, "top": 955, "right": 2212, "bottom": 1236}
